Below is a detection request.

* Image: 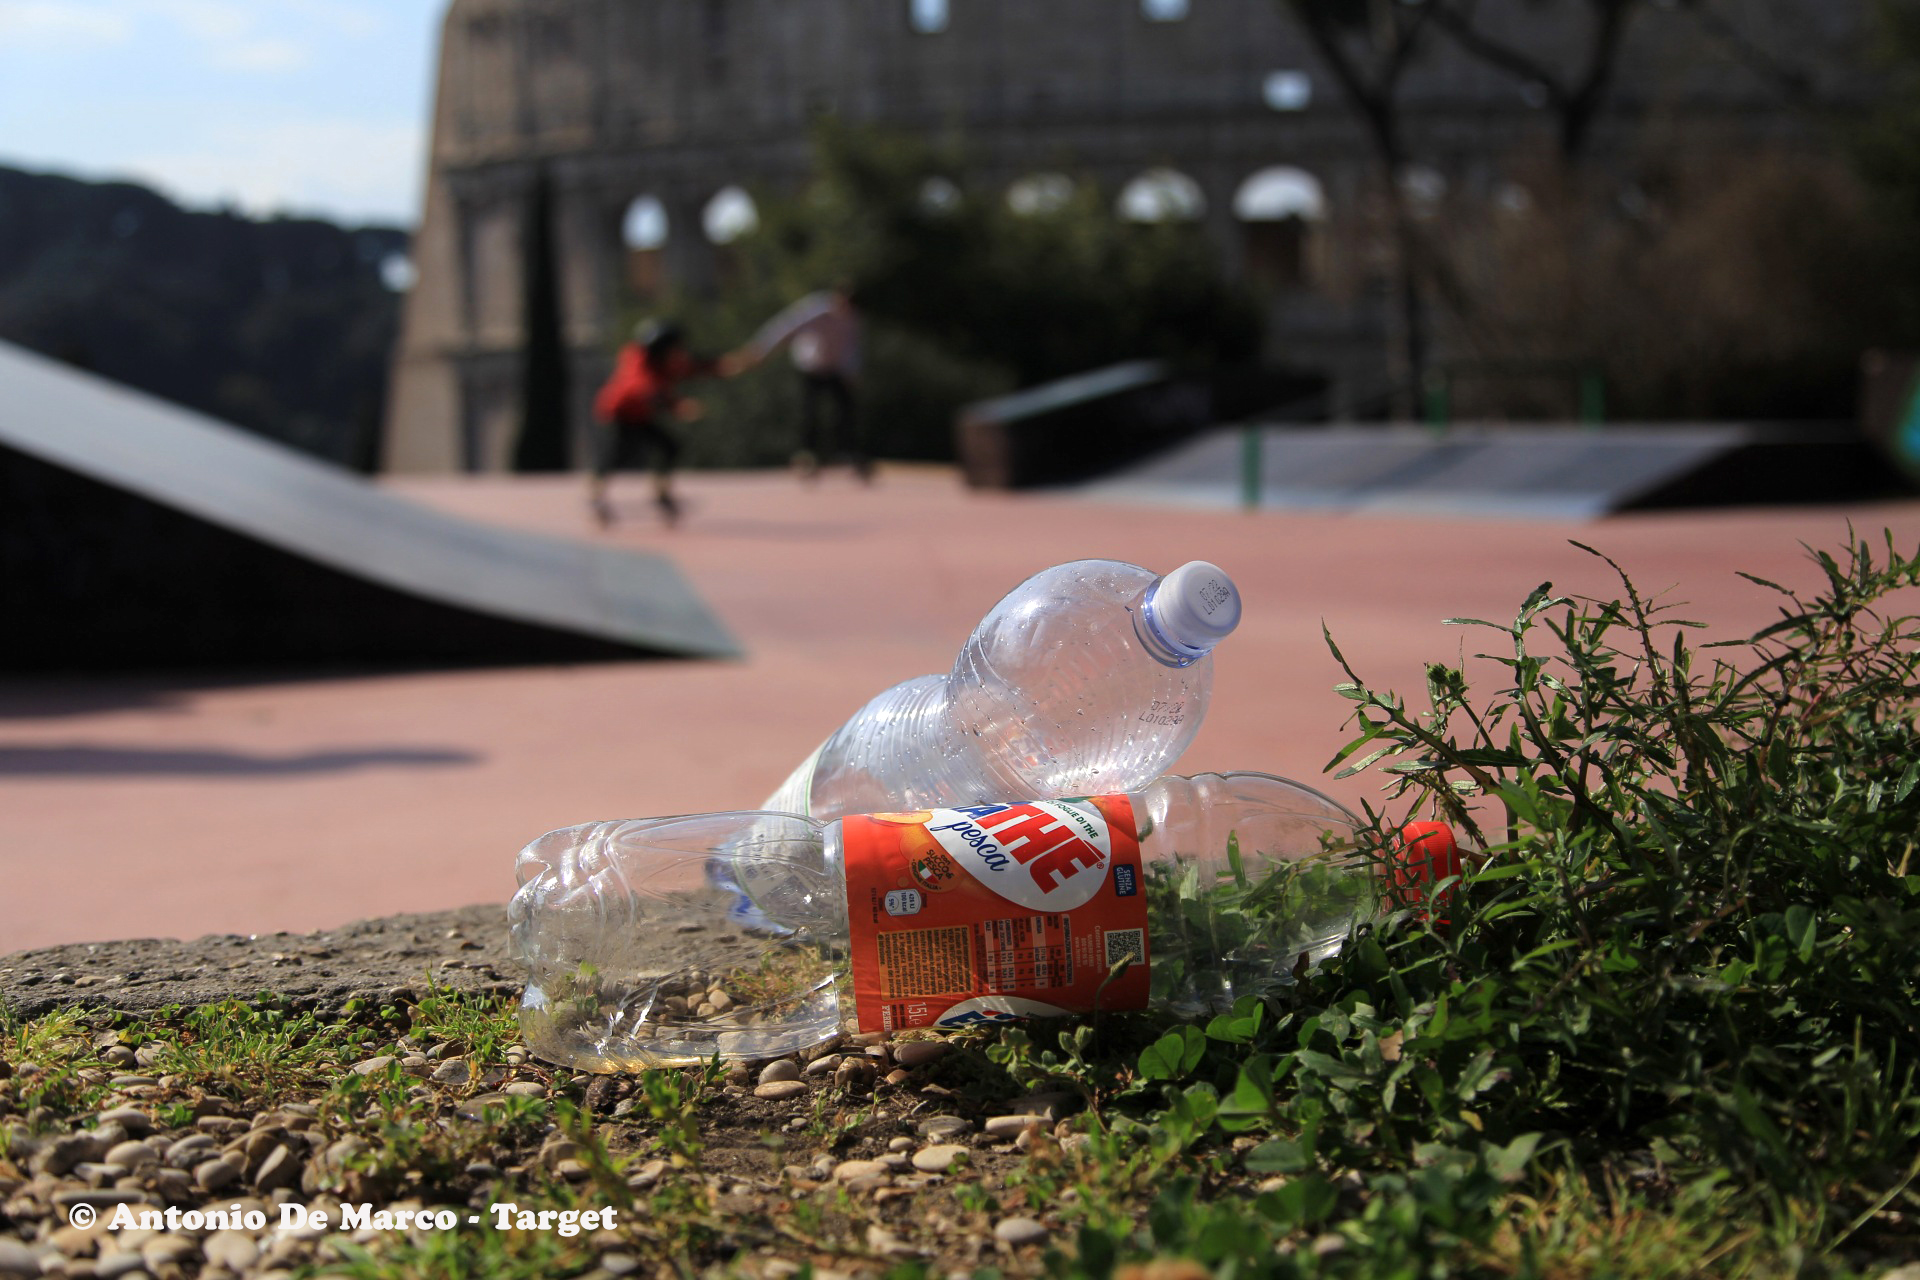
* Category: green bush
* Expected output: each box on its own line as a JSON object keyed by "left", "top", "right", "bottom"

{"left": 990, "top": 531, "right": 1920, "bottom": 1275}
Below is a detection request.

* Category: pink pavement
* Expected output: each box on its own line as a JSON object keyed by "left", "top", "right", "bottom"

{"left": 3, "top": 464, "right": 1917, "bottom": 952}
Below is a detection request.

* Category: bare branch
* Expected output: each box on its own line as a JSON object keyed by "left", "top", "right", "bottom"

{"left": 1671, "top": 0, "right": 1819, "bottom": 105}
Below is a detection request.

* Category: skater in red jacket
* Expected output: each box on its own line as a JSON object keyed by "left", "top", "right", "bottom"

{"left": 589, "top": 319, "right": 739, "bottom": 526}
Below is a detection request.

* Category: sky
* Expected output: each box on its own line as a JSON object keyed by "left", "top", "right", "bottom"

{"left": 0, "top": 0, "right": 445, "bottom": 228}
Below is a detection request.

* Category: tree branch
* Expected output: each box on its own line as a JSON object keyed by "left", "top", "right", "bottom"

{"left": 1671, "top": 0, "right": 1818, "bottom": 105}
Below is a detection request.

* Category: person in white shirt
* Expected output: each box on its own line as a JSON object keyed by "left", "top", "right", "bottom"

{"left": 736, "top": 283, "right": 869, "bottom": 480}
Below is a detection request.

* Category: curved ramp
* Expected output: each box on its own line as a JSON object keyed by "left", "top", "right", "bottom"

{"left": 0, "top": 340, "right": 740, "bottom": 668}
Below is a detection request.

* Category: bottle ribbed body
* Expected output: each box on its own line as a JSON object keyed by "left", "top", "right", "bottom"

{"left": 510, "top": 772, "right": 1383, "bottom": 1069}
{"left": 771, "top": 561, "right": 1218, "bottom": 822}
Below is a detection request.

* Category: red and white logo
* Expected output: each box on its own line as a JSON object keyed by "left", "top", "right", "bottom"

{"left": 923, "top": 801, "right": 1114, "bottom": 910}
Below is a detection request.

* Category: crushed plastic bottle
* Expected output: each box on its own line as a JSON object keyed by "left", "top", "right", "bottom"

{"left": 509, "top": 772, "right": 1461, "bottom": 1070}
{"left": 762, "top": 559, "right": 1243, "bottom": 820}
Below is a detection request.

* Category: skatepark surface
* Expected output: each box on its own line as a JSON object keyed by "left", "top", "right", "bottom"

{"left": 5, "top": 463, "right": 1918, "bottom": 952}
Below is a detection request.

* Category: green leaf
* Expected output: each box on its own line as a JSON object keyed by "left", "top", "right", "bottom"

{"left": 1897, "top": 759, "right": 1920, "bottom": 804}
{"left": 1218, "top": 1058, "right": 1278, "bottom": 1132}
{"left": 1782, "top": 905, "right": 1816, "bottom": 961}
{"left": 1244, "top": 1137, "right": 1310, "bottom": 1174}
{"left": 1483, "top": 1133, "right": 1543, "bottom": 1182}
{"left": 1257, "top": 1173, "right": 1337, "bottom": 1227}
{"left": 1139, "top": 1025, "right": 1207, "bottom": 1082}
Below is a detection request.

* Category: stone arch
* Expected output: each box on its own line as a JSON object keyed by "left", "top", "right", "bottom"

{"left": 909, "top": 0, "right": 949, "bottom": 33}
{"left": 702, "top": 185, "right": 759, "bottom": 244}
{"left": 1118, "top": 167, "right": 1206, "bottom": 223}
{"left": 1233, "top": 166, "right": 1327, "bottom": 290}
{"left": 919, "top": 175, "right": 962, "bottom": 215}
{"left": 620, "top": 194, "right": 669, "bottom": 297}
{"left": 1006, "top": 172, "right": 1074, "bottom": 217}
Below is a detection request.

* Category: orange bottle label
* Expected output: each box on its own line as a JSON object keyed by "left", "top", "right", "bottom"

{"left": 843, "top": 795, "right": 1152, "bottom": 1032}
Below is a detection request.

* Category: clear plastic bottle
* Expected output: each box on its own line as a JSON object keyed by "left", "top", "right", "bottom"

{"left": 509, "top": 772, "right": 1460, "bottom": 1070}
{"left": 761, "top": 559, "right": 1244, "bottom": 820}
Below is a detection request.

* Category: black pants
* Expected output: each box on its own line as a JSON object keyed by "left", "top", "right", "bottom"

{"left": 596, "top": 416, "right": 680, "bottom": 479}
{"left": 799, "top": 372, "right": 860, "bottom": 464}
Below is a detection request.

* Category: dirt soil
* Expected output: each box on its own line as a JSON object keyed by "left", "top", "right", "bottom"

{"left": 0, "top": 905, "right": 519, "bottom": 1020}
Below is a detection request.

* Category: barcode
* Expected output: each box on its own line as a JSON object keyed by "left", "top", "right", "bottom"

{"left": 1104, "top": 928, "right": 1145, "bottom": 969}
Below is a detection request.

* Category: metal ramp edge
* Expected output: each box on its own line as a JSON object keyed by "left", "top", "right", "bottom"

{"left": 1073, "top": 423, "right": 1810, "bottom": 520}
{"left": 0, "top": 340, "right": 740, "bottom": 659}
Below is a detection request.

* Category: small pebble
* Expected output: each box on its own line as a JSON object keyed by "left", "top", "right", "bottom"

{"left": 753, "top": 1080, "right": 807, "bottom": 1101}
{"left": 142, "top": 1236, "right": 198, "bottom": 1268}
{"left": 350, "top": 1056, "right": 396, "bottom": 1077}
{"left": 95, "top": 1108, "right": 154, "bottom": 1138}
{"left": 502, "top": 1082, "right": 547, "bottom": 1099}
{"left": 983, "top": 1114, "right": 1046, "bottom": 1139}
{"left": 430, "top": 1058, "right": 469, "bottom": 1084}
{"left": 94, "top": 1251, "right": 149, "bottom": 1279}
{"left": 203, "top": 1229, "right": 259, "bottom": 1271}
{"left": 757, "top": 1060, "right": 801, "bottom": 1085}
{"left": 104, "top": 1141, "right": 156, "bottom": 1168}
{"left": 832, "top": 1159, "right": 890, "bottom": 1182}
{"left": 254, "top": 1145, "right": 302, "bottom": 1193}
{"left": 886, "top": 1136, "right": 915, "bottom": 1152}
{"left": 194, "top": 1157, "right": 243, "bottom": 1192}
{"left": 834, "top": 1059, "right": 876, "bottom": 1090}
{"left": 912, "top": 1143, "right": 968, "bottom": 1172}
{"left": 804, "top": 1054, "right": 842, "bottom": 1076}
{"left": 918, "top": 1115, "right": 970, "bottom": 1141}
{"left": 994, "top": 1217, "right": 1050, "bottom": 1247}
{"left": 890, "top": 1040, "right": 948, "bottom": 1067}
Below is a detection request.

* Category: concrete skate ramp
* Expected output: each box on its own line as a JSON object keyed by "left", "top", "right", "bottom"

{"left": 1078, "top": 423, "right": 1891, "bottom": 519}
{"left": 0, "top": 341, "right": 739, "bottom": 668}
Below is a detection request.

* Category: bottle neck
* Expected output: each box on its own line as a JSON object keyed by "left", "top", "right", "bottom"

{"left": 1134, "top": 582, "right": 1209, "bottom": 668}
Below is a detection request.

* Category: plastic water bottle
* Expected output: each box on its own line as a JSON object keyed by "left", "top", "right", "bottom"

{"left": 761, "top": 559, "right": 1244, "bottom": 820}
{"left": 508, "top": 772, "right": 1461, "bottom": 1070}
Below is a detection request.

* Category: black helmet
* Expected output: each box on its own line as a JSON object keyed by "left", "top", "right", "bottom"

{"left": 632, "top": 318, "right": 686, "bottom": 360}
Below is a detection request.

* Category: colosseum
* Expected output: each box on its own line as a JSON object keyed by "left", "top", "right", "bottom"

{"left": 383, "top": 0, "right": 1865, "bottom": 473}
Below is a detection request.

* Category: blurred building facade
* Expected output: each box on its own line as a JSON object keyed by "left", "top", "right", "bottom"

{"left": 384, "top": 0, "right": 1870, "bottom": 473}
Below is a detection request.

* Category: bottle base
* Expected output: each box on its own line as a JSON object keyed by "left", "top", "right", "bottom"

{"left": 518, "top": 971, "right": 843, "bottom": 1070}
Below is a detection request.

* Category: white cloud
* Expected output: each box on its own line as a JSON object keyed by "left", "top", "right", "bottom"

{"left": 132, "top": 116, "right": 425, "bottom": 224}
{"left": 0, "top": 2, "right": 133, "bottom": 45}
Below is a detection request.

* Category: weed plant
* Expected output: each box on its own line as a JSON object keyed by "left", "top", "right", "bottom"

{"left": 1006, "top": 531, "right": 1920, "bottom": 1275}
